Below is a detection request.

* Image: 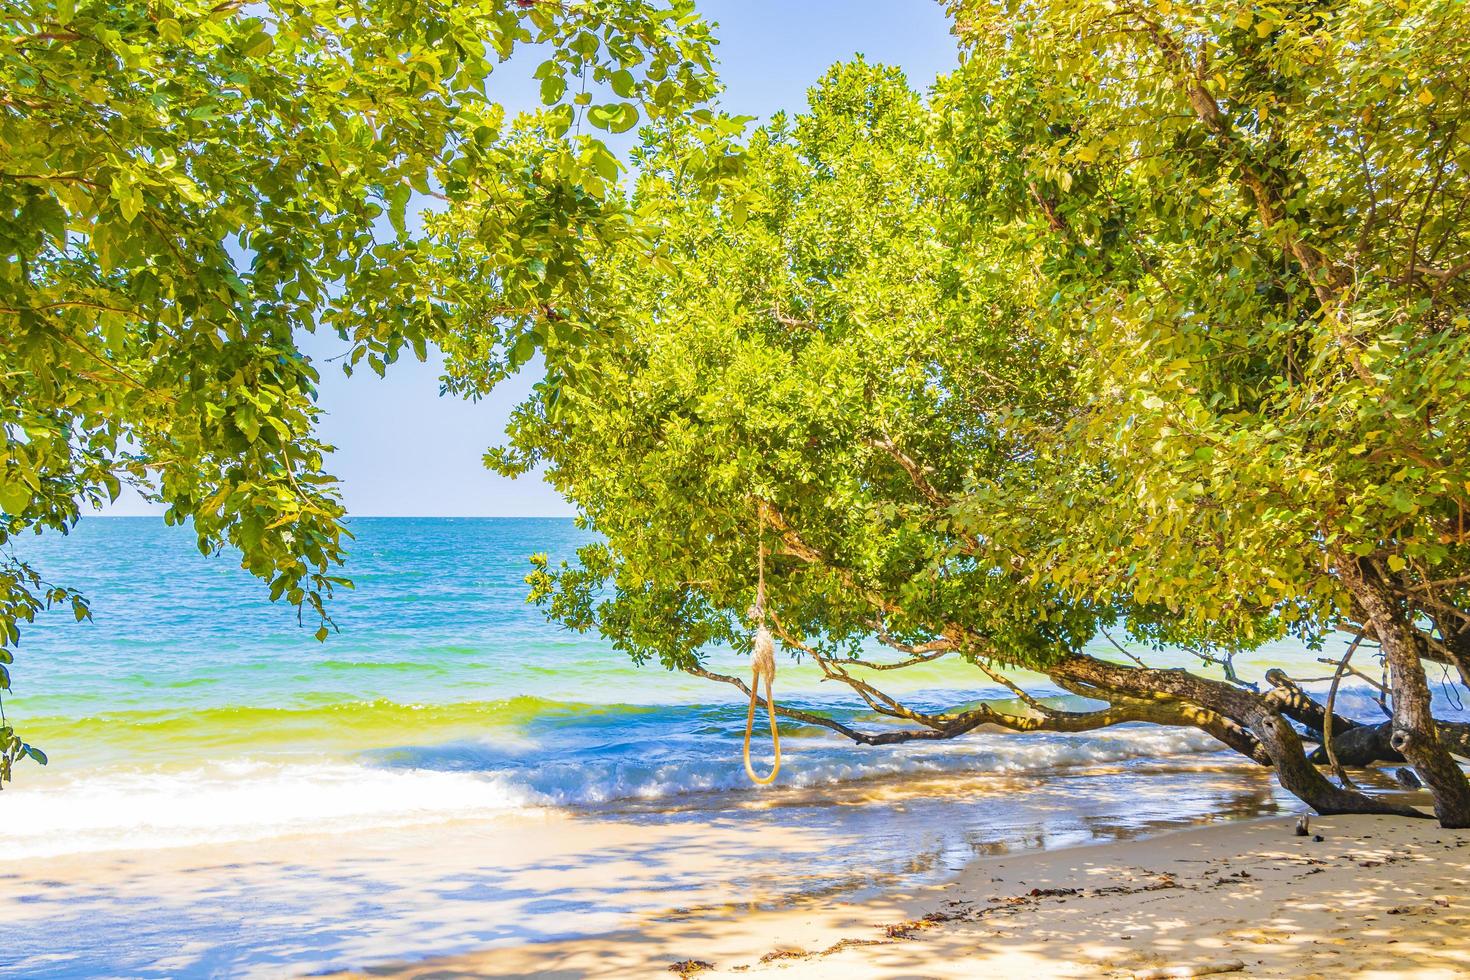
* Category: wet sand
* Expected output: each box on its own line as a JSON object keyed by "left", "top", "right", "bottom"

{"left": 328, "top": 809, "right": 1470, "bottom": 979}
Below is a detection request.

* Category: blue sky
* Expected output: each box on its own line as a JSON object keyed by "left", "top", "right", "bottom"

{"left": 107, "top": 1, "right": 959, "bottom": 517}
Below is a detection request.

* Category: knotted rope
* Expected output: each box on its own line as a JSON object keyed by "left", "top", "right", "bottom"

{"left": 743, "top": 510, "right": 781, "bottom": 784}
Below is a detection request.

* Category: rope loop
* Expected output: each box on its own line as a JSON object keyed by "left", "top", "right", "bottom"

{"left": 742, "top": 499, "right": 780, "bottom": 784}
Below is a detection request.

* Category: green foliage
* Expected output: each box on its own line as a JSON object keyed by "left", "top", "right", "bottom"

{"left": 494, "top": 61, "right": 1105, "bottom": 672}
{"left": 939, "top": 0, "right": 1470, "bottom": 645}
{"left": 0, "top": 0, "right": 716, "bottom": 782}
{"left": 495, "top": 2, "right": 1470, "bottom": 689}
{"left": 0, "top": 724, "right": 48, "bottom": 785}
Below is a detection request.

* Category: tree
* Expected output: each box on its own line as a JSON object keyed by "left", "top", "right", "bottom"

{"left": 0, "top": 0, "right": 716, "bottom": 783}
{"left": 486, "top": 57, "right": 1439, "bottom": 822}
{"left": 939, "top": 0, "right": 1470, "bottom": 824}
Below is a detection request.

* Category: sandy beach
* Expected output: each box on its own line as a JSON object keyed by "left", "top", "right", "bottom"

{"left": 331, "top": 808, "right": 1470, "bottom": 979}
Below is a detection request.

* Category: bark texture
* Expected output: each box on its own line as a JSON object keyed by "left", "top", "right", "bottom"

{"left": 1344, "top": 563, "right": 1470, "bottom": 827}
{"left": 1307, "top": 723, "right": 1405, "bottom": 767}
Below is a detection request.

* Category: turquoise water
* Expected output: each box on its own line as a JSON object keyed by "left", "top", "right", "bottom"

{"left": 8, "top": 516, "right": 1019, "bottom": 764}
{"left": 1, "top": 517, "right": 1241, "bottom": 826}
{"left": 0, "top": 518, "right": 1453, "bottom": 977}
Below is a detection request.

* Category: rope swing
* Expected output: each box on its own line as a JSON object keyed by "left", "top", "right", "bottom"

{"left": 743, "top": 505, "right": 781, "bottom": 785}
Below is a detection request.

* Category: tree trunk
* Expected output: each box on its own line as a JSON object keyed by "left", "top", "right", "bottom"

{"left": 1345, "top": 565, "right": 1470, "bottom": 827}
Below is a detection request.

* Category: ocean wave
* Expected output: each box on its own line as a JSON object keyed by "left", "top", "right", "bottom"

{"left": 14, "top": 695, "right": 612, "bottom": 759}
{"left": 11, "top": 679, "right": 1436, "bottom": 861}
{"left": 367, "top": 723, "right": 1225, "bottom": 805}
{"left": 6, "top": 720, "right": 1228, "bottom": 860}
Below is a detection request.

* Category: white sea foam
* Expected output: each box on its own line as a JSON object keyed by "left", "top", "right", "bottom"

{"left": 5, "top": 759, "right": 543, "bottom": 860}
{"left": 9, "top": 725, "right": 1228, "bottom": 859}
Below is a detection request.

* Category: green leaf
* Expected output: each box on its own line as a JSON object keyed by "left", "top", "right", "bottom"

{"left": 386, "top": 182, "right": 412, "bottom": 236}
{"left": 540, "top": 74, "right": 567, "bottom": 105}
{"left": 0, "top": 480, "right": 29, "bottom": 516}
{"left": 544, "top": 104, "right": 575, "bottom": 138}
{"left": 588, "top": 103, "right": 639, "bottom": 134}
{"left": 609, "top": 69, "right": 636, "bottom": 98}
{"left": 508, "top": 333, "right": 538, "bottom": 370}
{"left": 590, "top": 146, "right": 621, "bottom": 183}
{"left": 243, "top": 30, "right": 274, "bottom": 58}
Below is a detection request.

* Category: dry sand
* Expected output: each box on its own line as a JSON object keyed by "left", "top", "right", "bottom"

{"left": 331, "top": 811, "right": 1470, "bottom": 979}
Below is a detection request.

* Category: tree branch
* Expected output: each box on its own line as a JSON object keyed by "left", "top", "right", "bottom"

{"left": 1263, "top": 668, "right": 1362, "bottom": 738}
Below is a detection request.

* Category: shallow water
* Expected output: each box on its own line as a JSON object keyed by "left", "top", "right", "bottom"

{"left": 0, "top": 518, "right": 1459, "bottom": 977}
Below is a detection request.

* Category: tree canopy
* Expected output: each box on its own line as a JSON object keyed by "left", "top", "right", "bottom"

{"left": 942, "top": 0, "right": 1470, "bottom": 822}
{"left": 494, "top": 0, "right": 1470, "bottom": 825}
{"left": 0, "top": 0, "right": 716, "bottom": 782}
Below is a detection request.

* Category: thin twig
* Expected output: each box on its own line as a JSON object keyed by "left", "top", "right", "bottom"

{"left": 1099, "top": 627, "right": 1148, "bottom": 668}
{"left": 1324, "top": 633, "right": 1364, "bottom": 789}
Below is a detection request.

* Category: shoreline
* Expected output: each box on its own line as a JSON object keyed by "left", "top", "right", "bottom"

{"left": 326, "top": 807, "right": 1470, "bottom": 979}
{"left": 4, "top": 748, "right": 1310, "bottom": 977}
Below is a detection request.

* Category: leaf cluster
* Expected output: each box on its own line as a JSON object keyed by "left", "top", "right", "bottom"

{"left": 502, "top": 2, "right": 1470, "bottom": 686}
{"left": 0, "top": 0, "right": 716, "bottom": 779}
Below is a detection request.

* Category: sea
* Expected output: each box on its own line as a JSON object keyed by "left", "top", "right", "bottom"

{"left": 1, "top": 517, "right": 1455, "bottom": 977}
